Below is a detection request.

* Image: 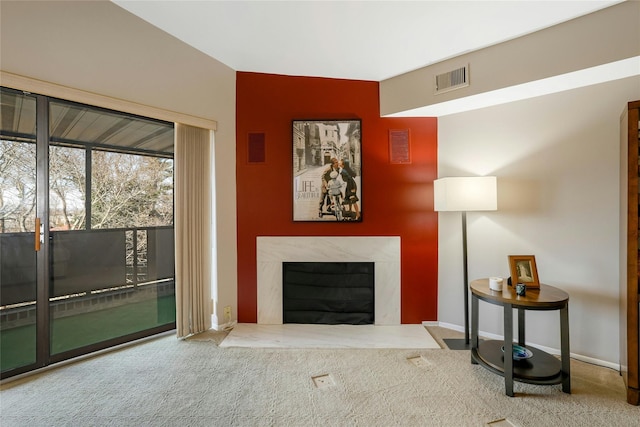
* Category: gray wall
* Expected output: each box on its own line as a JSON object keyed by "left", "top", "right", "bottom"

{"left": 437, "top": 76, "right": 640, "bottom": 367}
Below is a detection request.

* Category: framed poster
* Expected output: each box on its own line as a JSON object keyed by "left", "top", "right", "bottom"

{"left": 292, "top": 119, "right": 362, "bottom": 221}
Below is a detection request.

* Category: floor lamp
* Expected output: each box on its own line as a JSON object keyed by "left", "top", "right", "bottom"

{"left": 434, "top": 176, "right": 497, "bottom": 350}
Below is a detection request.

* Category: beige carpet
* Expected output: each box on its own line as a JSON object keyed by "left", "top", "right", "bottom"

{"left": 0, "top": 326, "right": 637, "bottom": 427}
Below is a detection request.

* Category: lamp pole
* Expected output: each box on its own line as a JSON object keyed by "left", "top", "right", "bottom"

{"left": 433, "top": 176, "right": 497, "bottom": 350}
{"left": 461, "top": 211, "right": 469, "bottom": 345}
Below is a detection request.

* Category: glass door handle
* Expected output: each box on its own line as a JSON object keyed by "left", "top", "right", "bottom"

{"left": 34, "top": 217, "right": 44, "bottom": 251}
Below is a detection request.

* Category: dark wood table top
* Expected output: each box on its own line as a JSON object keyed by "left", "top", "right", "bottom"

{"left": 470, "top": 278, "right": 569, "bottom": 309}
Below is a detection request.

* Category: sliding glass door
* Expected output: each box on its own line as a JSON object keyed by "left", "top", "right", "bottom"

{"left": 0, "top": 90, "right": 39, "bottom": 373}
{"left": 0, "top": 87, "right": 176, "bottom": 378}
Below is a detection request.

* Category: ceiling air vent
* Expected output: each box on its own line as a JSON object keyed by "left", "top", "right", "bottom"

{"left": 434, "top": 65, "right": 469, "bottom": 95}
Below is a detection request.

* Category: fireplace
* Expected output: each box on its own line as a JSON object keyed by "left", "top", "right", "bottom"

{"left": 282, "top": 262, "right": 375, "bottom": 325}
{"left": 257, "top": 236, "right": 400, "bottom": 325}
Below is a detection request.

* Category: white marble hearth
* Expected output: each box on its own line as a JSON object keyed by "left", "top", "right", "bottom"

{"left": 257, "top": 236, "right": 401, "bottom": 325}
{"left": 220, "top": 323, "right": 440, "bottom": 349}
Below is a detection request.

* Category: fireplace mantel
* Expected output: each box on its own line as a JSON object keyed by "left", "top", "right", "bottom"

{"left": 257, "top": 236, "right": 401, "bottom": 325}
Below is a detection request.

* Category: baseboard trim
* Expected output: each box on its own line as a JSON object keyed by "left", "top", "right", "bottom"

{"left": 436, "top": 321, "right": 620, "bottom": 371}
{"left": 421, "top": 321, "right": 439, "bottom": 327}
{"left": 213, "top": 320, "right": 236, "bottom": 332}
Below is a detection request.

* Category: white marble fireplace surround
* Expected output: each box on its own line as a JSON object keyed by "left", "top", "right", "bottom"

{"left": 257, "top": 236, "right": 401, "bottom": 325}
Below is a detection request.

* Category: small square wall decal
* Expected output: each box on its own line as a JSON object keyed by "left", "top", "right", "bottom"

{"left": 248, "top": 132, "right": 265, "bottom": 163}
{"left": 389, "top": 129, "right": 411, "bottom": 164}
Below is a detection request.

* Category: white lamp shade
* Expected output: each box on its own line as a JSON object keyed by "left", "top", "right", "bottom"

{"left": 434, "top": 176, "right": 497, "bottom": 212}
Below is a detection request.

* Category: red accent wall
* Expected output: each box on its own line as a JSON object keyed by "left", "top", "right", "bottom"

{"left": 236, "top": 72, "right": 438, "bottom": 323}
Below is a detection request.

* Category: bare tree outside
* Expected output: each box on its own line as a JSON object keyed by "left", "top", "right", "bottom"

{"left": 49, "top": 145, "right": 86, "bottom": 230}
{"left": 1, "top": 141, "right": 174, "bottom": 233}
{"left": 0, "top": 140, "right": 36, "bottom": 233}
{"left": 90, "top": 151, "right": 173, "bottom": 229}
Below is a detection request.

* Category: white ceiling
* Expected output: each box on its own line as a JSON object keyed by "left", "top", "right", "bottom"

{"left": 112, "top": 0, "right": 622, "bottom": 82}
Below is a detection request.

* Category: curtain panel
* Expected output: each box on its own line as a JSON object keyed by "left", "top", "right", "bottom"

{"left": 175, "top": 124, "right": 212, "bottom": 337}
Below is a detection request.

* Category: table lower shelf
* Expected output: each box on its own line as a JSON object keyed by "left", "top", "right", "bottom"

{"left": 472, "top": 340, "right": 565, "bottom": 385}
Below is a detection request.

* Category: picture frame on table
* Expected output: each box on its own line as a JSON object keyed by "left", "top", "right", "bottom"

{"left": 508, "top": 255, "right": 540, "bottom": 289}
{"left": 292, "top": 119, "right": 362, "bottom": 222}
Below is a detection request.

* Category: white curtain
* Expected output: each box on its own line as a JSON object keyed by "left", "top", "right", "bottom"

{"left": 174, "top": 123, "right": 212, "bottom": 337}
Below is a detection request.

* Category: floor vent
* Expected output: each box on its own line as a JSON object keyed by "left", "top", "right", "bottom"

{"left": 312, "top": 374, "right": 335, "bottom": 389}
{"left": 407, "top": 355, "right": 432, "bottom": 368}
{"left": 435, "top": 65, "right": 469, "bottom": 94}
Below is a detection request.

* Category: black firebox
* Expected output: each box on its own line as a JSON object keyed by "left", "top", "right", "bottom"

{"left": 282, "top": 262, "right": 374, "bottom": 325}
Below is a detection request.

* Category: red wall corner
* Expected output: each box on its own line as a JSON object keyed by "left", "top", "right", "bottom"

{"left": 236, "top": 72, "right": 438, "bottom": 323}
